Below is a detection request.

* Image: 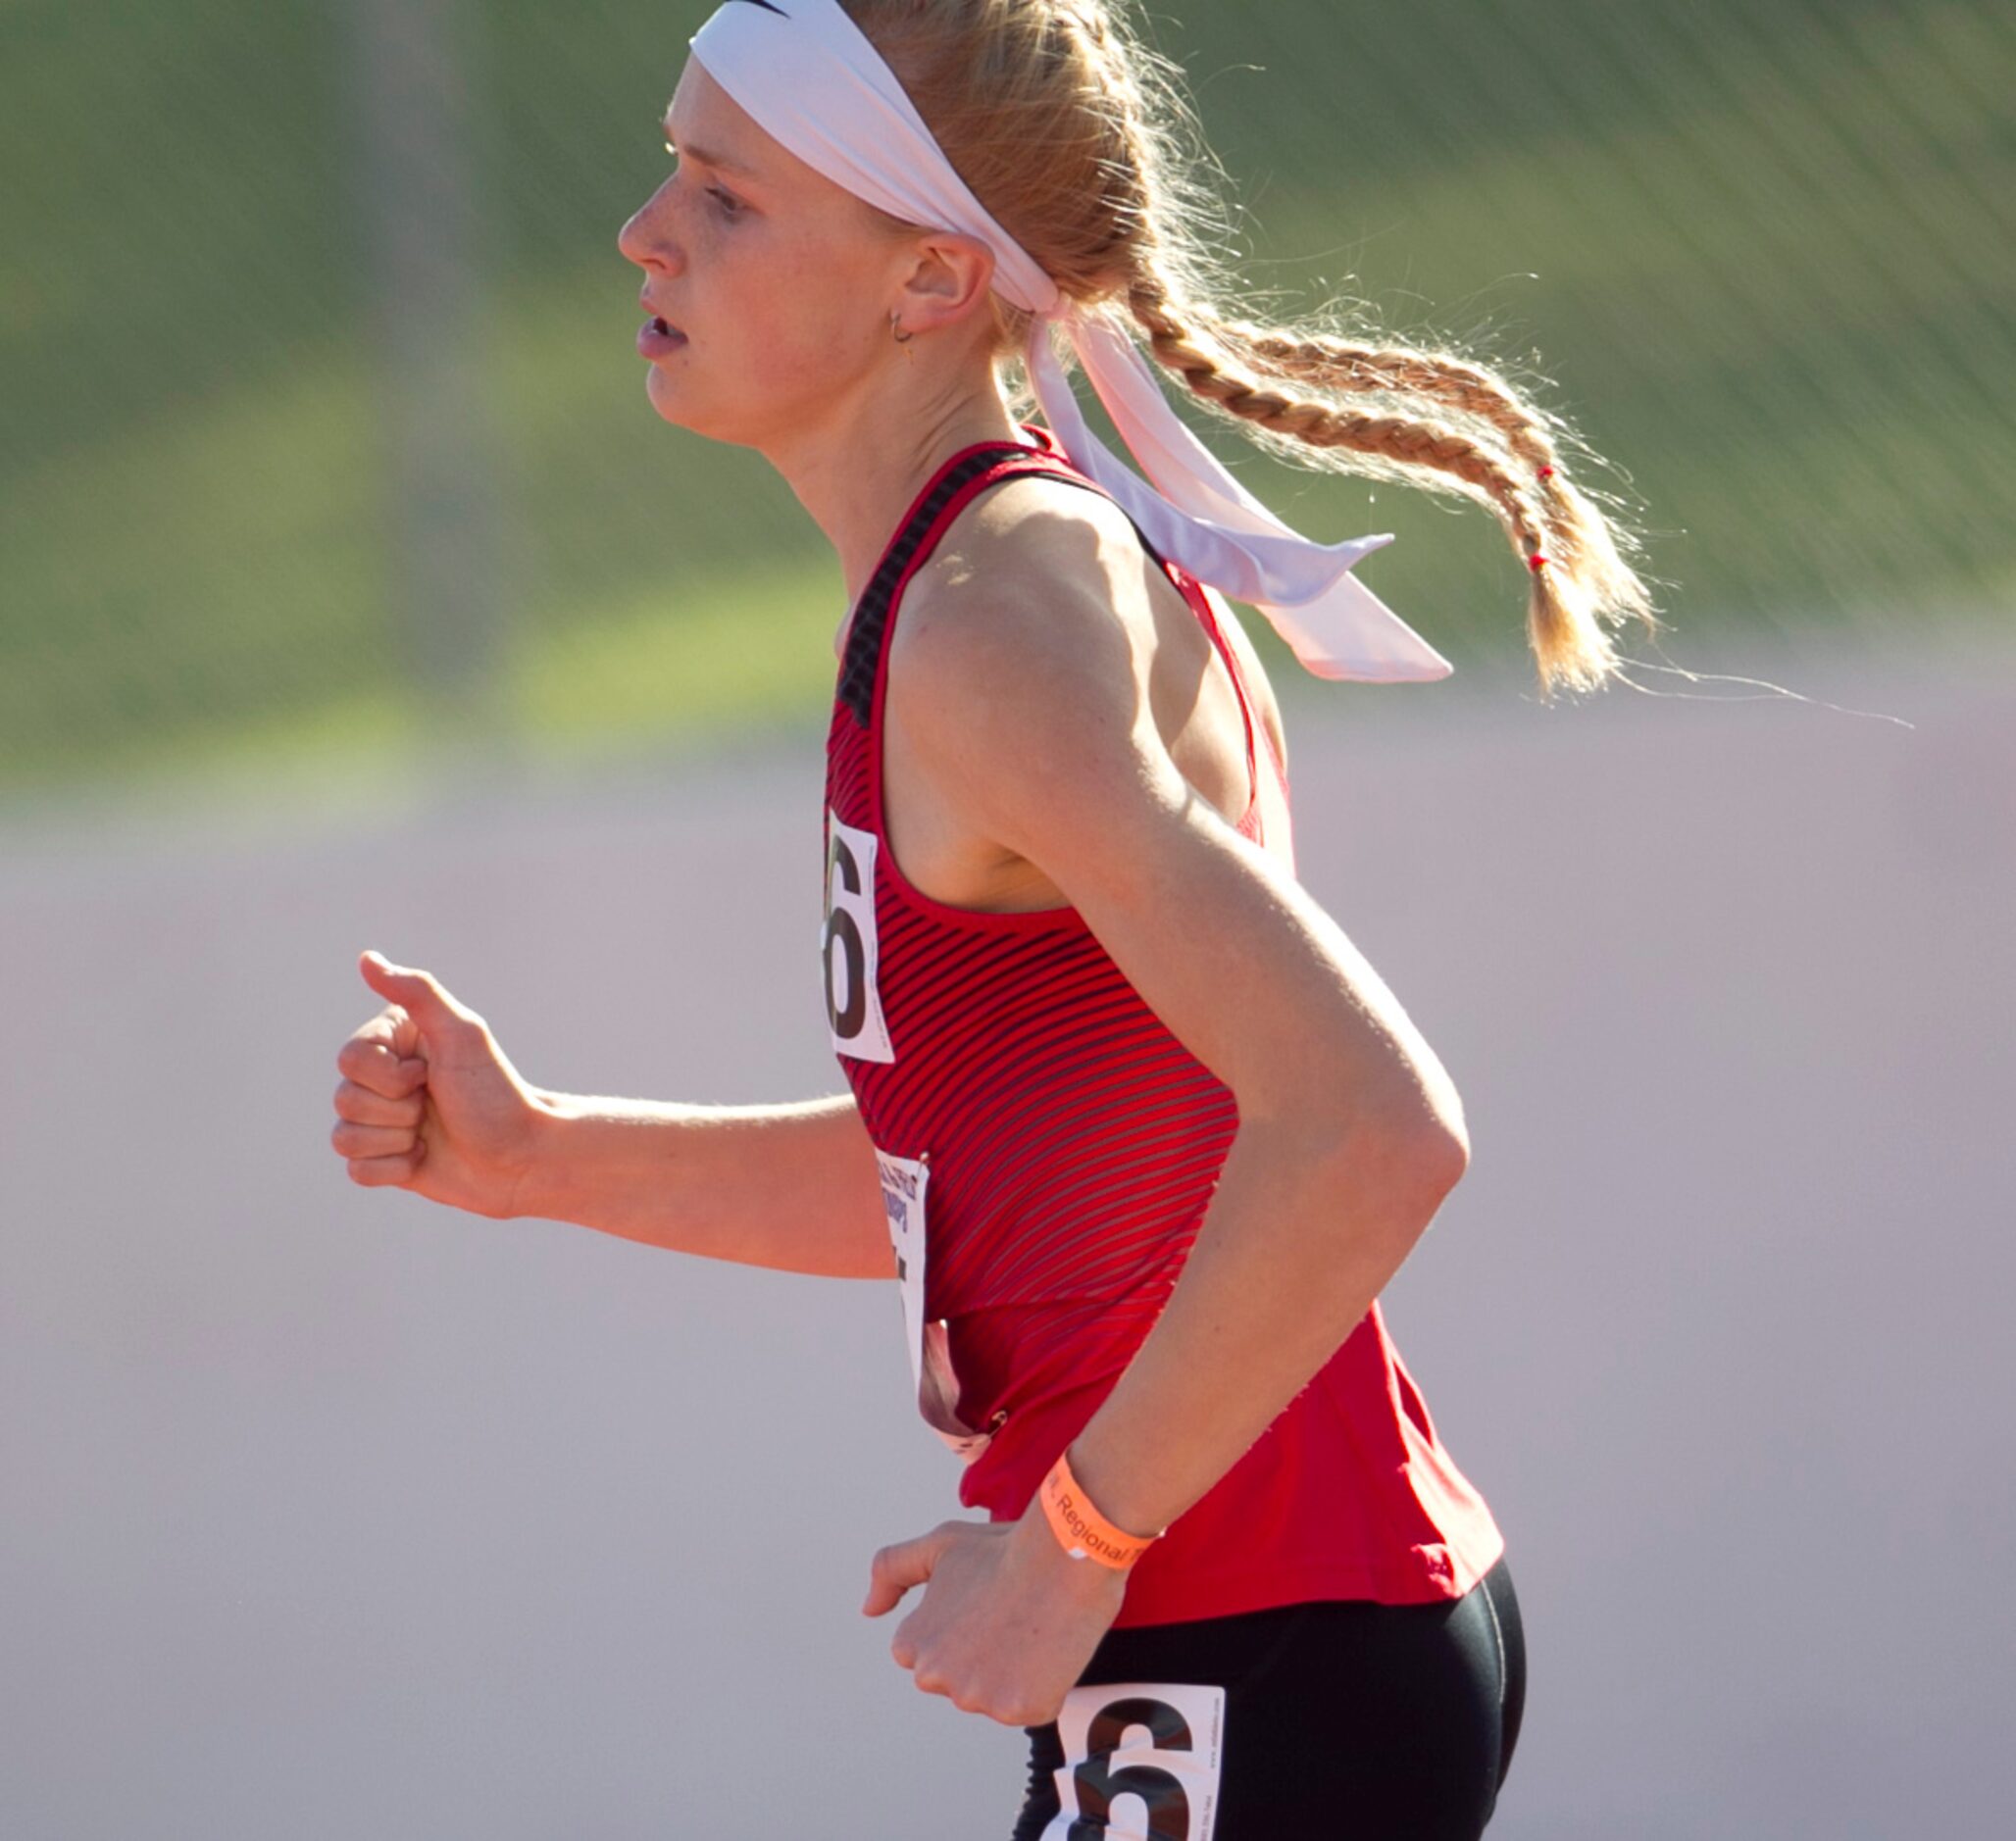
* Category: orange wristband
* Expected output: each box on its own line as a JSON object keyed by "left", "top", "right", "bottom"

{"left": 1037, "top": 1448, "right": 1161, "bottom": 1570}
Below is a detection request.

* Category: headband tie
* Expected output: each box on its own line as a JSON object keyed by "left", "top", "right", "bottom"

{"left": 688, "top": 0, "right": 1453, "bottom": 683}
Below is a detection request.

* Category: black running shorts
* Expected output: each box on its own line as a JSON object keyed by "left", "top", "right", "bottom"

{"left": 1010, "top": 1552, "right": 1525, "bottom": 1840}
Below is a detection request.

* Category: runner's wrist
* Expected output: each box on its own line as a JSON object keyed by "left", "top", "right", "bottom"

{"left": 1035, "top": 1442, "right": 1166, "bottom": 1571}
{"left": 505, "top": 1087, "right": 578, "bottom": 1219}
{"left": 1013, "top": 1492, "right": 1133, "bottom": 1603}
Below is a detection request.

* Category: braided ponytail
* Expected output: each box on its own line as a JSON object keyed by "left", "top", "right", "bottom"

{"left": 1130, "top": 274, "right": 1657, "bottom": 695}
{"left": 1190, "top": 308, "right": 1666, "bottom": 692}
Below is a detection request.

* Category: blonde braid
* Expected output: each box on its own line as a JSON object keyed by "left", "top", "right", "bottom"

{"left": 1198, "top": 312, "right": 1664, "bottom": 650}
{"left": 1131, "top": 274, "right": 1634, "bottom": 695}
{"left": 1211, "top": 320, "right": 1568, "bottom": 478}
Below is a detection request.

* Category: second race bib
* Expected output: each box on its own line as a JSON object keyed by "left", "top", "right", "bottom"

{"left": 1041, "top": 1682, "right": 1227, "bottom": 1841}
{"left": 875, "top": 1146, "right": 994, "bottom": 1465}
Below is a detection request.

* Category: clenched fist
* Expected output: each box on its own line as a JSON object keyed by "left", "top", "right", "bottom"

{"left": 330, "top": 950, "right": 545, "bottom": 1219}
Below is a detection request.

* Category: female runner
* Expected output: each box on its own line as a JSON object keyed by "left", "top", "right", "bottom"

{"left": 331, "top": 2, "right": 1660, "bottom": 1832}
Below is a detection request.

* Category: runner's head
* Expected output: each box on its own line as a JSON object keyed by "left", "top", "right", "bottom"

{"left": 621, "top": 0, "right": 1663, "bottom": 697}
{"left": 617, "top": 53, "right": 999, "bottom": 453}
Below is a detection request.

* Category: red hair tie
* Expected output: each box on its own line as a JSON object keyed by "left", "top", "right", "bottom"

{"left": 1537, "top": 465, "right": 1556, "bottom": 479}
{"left": 1528, "top": 554, "right": 1550, "bottom": 572}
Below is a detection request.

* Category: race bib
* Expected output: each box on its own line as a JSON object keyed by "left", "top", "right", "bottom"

{"left": 875, "top": 1146, "right": 993, "bottom": 1464}
{"left": 1041, "top": 1683, "right": 1227, "bottom": 1841}
{"left": 823, "top": 812, "right": 893, "bottom": 1064}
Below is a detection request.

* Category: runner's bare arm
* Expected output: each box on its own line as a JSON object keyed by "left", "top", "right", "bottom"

{"left": 895, "top": 569, "right": 1469, "bottom": 1539}
{"left": 517, "top": 1090, "right": 894, "bottom": 1277}
{"left": 334, "top": 953, "right": 892, "bottom": 1278}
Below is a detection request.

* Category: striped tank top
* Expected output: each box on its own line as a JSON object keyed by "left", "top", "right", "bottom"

{"left": 822, "top": 426, "right": 1505, "bottom": 1626}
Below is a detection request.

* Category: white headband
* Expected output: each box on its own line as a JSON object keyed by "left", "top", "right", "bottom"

{"left": 688, "top": 0, "right": 1453, "bottom": 683}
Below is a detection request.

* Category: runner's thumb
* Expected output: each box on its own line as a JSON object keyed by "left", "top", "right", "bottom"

{"left": 861, "top": 1527, "right": 951, "bottom": 1617}
{"left": 358, "top": 950, "right": 460, "bottom": 1024}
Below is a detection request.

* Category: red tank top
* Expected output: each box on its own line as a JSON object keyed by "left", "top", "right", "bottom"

{"left": 822, "top": 427, "right": 1505, "bottom": 1625}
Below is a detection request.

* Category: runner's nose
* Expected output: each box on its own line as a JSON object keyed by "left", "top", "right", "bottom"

{"left": 618, "top": 178, "right": 685, "bottom": 273}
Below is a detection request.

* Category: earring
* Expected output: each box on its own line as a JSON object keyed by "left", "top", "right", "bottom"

{"left": 890, "top": 311, "right": 914, "bottom": 348}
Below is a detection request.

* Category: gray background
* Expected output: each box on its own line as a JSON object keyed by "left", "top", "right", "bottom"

{"left": 4, "top": 637, "right": 2012, "bottom": 1838}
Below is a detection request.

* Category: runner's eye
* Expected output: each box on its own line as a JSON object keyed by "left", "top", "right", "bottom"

{"left": 661, "top": 140, "right": 743, "bottom": 219}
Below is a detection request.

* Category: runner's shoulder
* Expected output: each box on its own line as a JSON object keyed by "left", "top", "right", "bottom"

{"left": 888, "top": 481, "right": 1159, "bottom": 821}
{"left": 907, "top": 471, "right": 1161, "bottom": 667}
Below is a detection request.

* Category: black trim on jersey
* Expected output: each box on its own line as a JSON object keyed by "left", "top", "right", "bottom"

{"left": 836, "top": 447, "right": 1114, "bottom": 725}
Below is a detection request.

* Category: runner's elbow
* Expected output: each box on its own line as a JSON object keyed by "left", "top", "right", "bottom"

{"left": 1307, "top": 1105, "right": 1470, "bottom": 1230}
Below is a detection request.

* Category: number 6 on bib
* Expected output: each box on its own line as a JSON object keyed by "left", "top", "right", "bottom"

{"left": 823, "top": 811, "right": 893, "bottom": 1064}
{"left": 1042, "top": 1683, "right": 1226, "bottom": 1841}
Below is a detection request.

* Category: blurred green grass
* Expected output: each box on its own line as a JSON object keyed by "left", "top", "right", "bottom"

{"left": 2, "top": 0, "right": 2010, "bottom": 800}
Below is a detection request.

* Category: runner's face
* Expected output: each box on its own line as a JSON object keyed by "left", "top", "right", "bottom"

{"left": 618, "top": 60, "right": 912, "bottom": 447}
